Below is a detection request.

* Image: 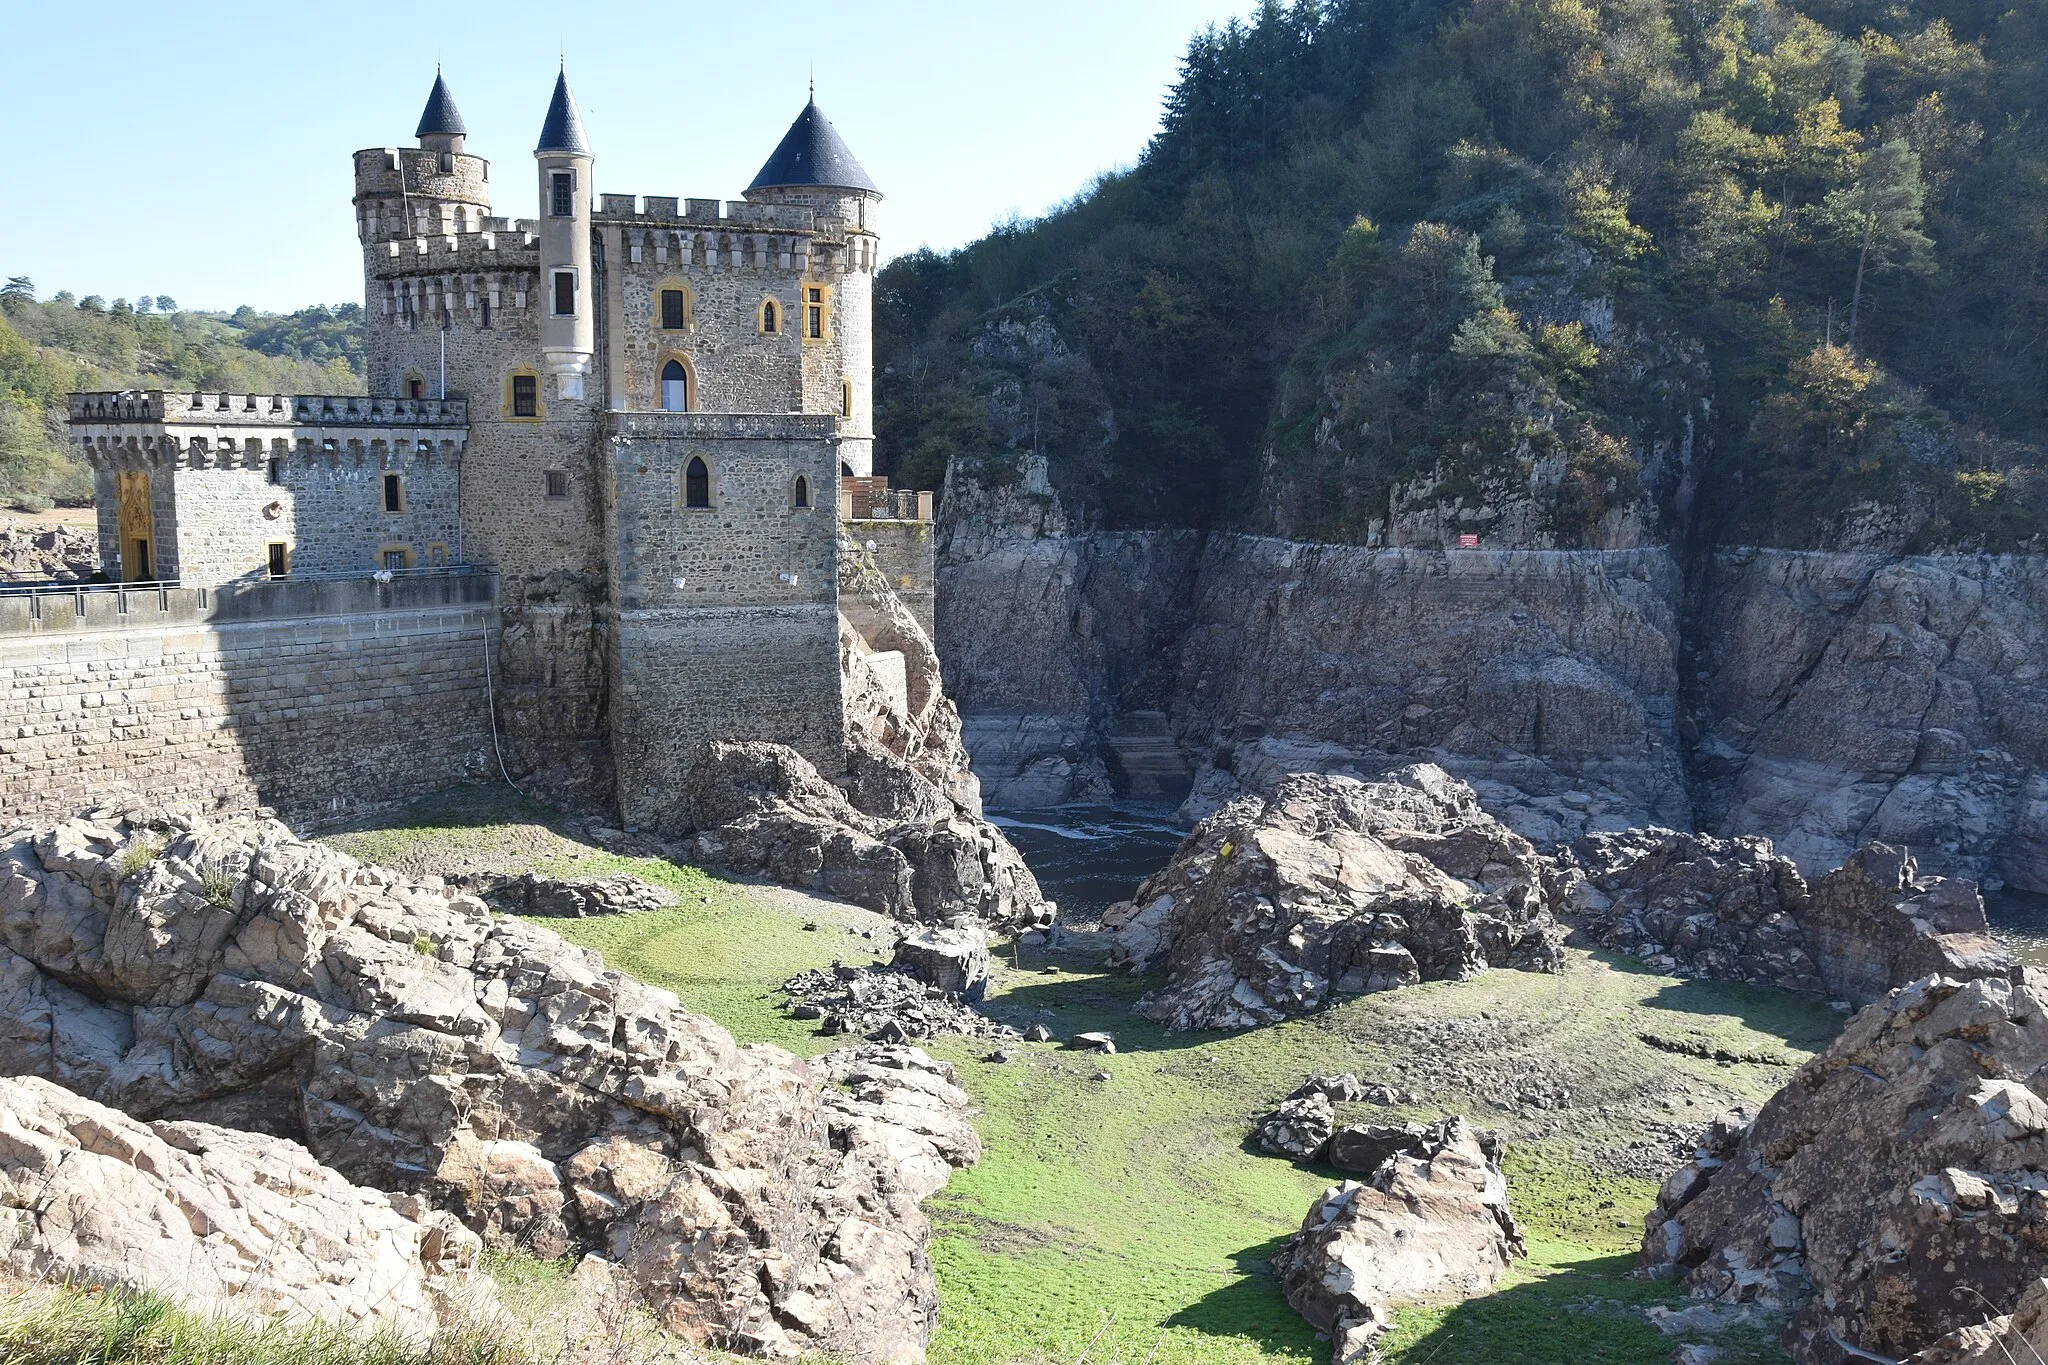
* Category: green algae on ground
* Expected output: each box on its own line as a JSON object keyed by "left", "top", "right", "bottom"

{"left": 317, "top": 784, "right": 1834, "bottom": 1365}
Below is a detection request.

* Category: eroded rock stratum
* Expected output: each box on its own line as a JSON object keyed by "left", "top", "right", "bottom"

{"left": 0, "top": 808, "right": 978, "bottom": 1362}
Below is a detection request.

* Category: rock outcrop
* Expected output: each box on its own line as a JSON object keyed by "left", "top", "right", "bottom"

{"left": 667, "top": 740, "right": 1048, "bottom": 927}
{"left": 1272, "top": 1118, "right": 1522, "bottom": 1361}
{"left": 1103, "top": 766, "right": 1565, "bottom": 1029}
{"left": 1639, "top": 973, "right": 2048, "bottom": 1362}
{"left": 1906, "top": 1278, "right": 2048, "bottom": 1364}
{"left": 486, "top": 871, "right": 679, "bottom": 918}
{"left": 1563, "top": 834, "right": 2014, "bottom": 1004}
{"left": 0, "top": 1072, "right": 482, "bottom": 1336}
{"left": 0, "top": 521, "right": 96, "bottom": 582}
{"left": 0, "top": 809, "right": 978, "bottom": 1363}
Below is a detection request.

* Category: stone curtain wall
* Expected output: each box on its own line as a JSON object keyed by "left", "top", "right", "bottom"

{"left": 847, "top": 519, "right": 936, "bottom": 638}
{"left": 169, "top": 452, "right": 462, "bottom": 585}
{"left": 606, "top": 412, "right": 844, "bottom": 826}
{"left": 0, "top": 580, "right": 497, "bottom": 827}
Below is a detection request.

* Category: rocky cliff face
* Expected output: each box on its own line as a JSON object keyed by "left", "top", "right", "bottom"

{"left": 937, "top": 458, "right": 2048, "bottom": 888}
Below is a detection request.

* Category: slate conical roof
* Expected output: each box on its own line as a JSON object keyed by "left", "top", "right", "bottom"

{"left": 748, "top": 100, "right": 879, "bottom": 195}
{"left": 535, "top": 68, "right": 590, "bottom": 155}
{"left": 415, "top": 71, "right": 466, "bottom": 138}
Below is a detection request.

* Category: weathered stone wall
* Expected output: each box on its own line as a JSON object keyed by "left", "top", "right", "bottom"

{"left": 606, "top": 412, "right": 845, "bottom": 825}
{"left": 0, "top": 577, "right": 497, "bottom": 826}
{"left": 163, "top": 449, "right": 461, "bottom": 584}
{"left": 848, "top": 518, "right": 935, "bottom": 638}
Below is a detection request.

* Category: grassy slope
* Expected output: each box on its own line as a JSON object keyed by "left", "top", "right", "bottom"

{"left": 322, "top": 786, "right": 1839, "bottom": 1365}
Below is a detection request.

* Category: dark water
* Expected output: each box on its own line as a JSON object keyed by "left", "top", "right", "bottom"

{"left": 989, "top": 804, "right": 1189, "bottom": 924}
{"left": 1988, "top": 889, "right": 2048, "bottom": 967}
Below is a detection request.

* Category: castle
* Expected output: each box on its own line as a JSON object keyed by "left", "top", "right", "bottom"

{"left": 60, "top": 71, "right": 937, "bottom": 829}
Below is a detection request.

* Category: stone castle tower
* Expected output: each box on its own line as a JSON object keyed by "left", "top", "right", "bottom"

{"left": 70, "top": 69, "right": 930, "bottom": 830}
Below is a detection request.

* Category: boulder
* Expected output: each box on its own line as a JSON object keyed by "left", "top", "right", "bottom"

{"left": 0, "top": 1073, "right": 481, "bottom": 1336}
{"left": 488, "top": 871, "right": 679, "bottom": 918}
{"left": 1106, "top": 767, "right": 1566, "bottom": 1030}
{"left": 0, "top": 809, "right": 978, "bottom": 1364}
{"left": 892, "top": 926, "right": 991, "bottom": 1000}
{"left": 1328, "top": 1122, "right": 1433, "bottom": 1177}
{"left": 1562, "top": 833, "right": 2014, "bottom": 1005}
{"left": 1639, "top": 973, "right": 2048, "bottom": 1362}
{"left": 1291, "top": 1073, "right": 1368, "bottom": 1104}
{"left": 1272, "top": 1118, "right": 1523, "bottom": 1361}
{"left": 1256, "top": 1093, "right": 1336, "bottom": 1160}
{"left": 666, "top": 741, "right": 1048, "bottom": 927}
{"left": 1906, "top": 1278, "right": 2048, "bottom": 1364}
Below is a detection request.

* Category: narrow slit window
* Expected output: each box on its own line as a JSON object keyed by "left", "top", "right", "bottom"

{"left": 661, "top": 289, "right": 686, "bottom": 330}
{"left": 684, "top": 456, "right": 710, "bottom": 508}
{"left": 512, "top": 373, "right": 537, "bottom": 417}
{"left": 841, "top": 380, "right": 853, "bottom": 419}
{"left": 382, "top": 472, "right": 403, "bottom": 513}
{"left": 266, "top": 456, "right": 284, "bottom": 486}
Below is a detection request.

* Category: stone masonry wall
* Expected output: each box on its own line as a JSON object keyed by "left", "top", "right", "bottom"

{"left": 0, "top": 586, "right": 496, "bottom": 827}
{"left": 848, "top": 518, "right": 935, "bottom": 639}
{"left": 606, "top": 412, "right": 844, "bottom": 825}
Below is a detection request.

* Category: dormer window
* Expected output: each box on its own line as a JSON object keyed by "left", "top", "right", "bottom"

{"left": 550, "top": 170, "right": 574, "bottom": 218}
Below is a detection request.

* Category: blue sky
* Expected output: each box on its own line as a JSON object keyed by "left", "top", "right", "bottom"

{"left": 1, "top": 0, "right": 1253, "bottom": 314}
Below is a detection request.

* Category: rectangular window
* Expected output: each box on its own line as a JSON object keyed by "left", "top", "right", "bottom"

{"left": 660, "top": 289, "right": 686, "bottom": 330}
{"left": 382, "top": 472, "right": 403, "bottom": 513}
{"left": 553, "top": 271, "right": 576, "bottom": 316}
{"left": 266, "top": 543, "right": 288, "bottom": 579}
{"left": 266, "top": 457, "right": 283, "bottom": 486}
{"left": 805, "top": 287, "right": 825, "bottom": 340}
{"left": 382, "top": 547, "right": 412, "bottom": 572}
{"left": 427, "top": 541, "right": 448, "bottom": 568}
{"left": 512, "top": 374, "right": 537, "bottom": 417}
{"left": 544, "top": 469, "right": 569, "bottom": 499}
{"left": 407, "top": 378, "right": 423, "bottom": 400}
{"left": 480, "top": 297, "right": 491, "bottom": 329}
{"left": 550, "top": 170, "right": 574, "bottom": 218}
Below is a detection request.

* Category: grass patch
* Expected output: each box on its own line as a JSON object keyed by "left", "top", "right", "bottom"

{"left": 316, "top": 787, "right": 1835, "bottom": 1365}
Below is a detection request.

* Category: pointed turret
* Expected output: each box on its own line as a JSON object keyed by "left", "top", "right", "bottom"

{"left": 415, "top": 70, "right": 467, "bottom": 149}
{"left": 748, "top": 100, "right": 879, "bottom": 196}
{"left": 535, "top": 68, "right": 590, "bottom": 155}
{"left": 534, "top": 66, "right": 594, "bottom": 403}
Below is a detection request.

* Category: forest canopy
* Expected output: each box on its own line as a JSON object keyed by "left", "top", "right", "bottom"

{"left": 874, "top": 0, "right": 2048, "bottom": 551}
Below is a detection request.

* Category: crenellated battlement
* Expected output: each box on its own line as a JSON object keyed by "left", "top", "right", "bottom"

{"left": 373, "top": 228, "right": 540, "bottom": 263}
{"left": 70, "top": 392, "right": 467, "bottom": 426}
{"left": 592, "top": 195, "right": 818, "bottom": 231}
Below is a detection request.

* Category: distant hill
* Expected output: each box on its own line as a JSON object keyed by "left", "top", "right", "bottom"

{"left": 875, "top": 0, "right": 2048, "bottom": 553}
{"left": 0, "top": 286, "right": 365, "bottom": 509}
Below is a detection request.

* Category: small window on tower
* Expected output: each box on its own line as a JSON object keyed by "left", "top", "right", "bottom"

{"left": 512, "top": 373, "right": 537, "bottom": 417}
{"left": 550, "top": 170, "right": 574, "bottom": 218}
{"left": 806, "top": 286, "right": 825, "bottom": 339}
{"left": 553, "top": 271, "right": 576, "bottom": 316}
{"left": 480, "top": 297, "right": 491, "bottom": 329}
{"left": 544, "top": 469, "right": 569, "bottom": 500}
{"left": 841, "top": 380, "right": 853, "bottom": 419}
{"left": 266, "top": 456, "right": 284, "bottom": 486}
{"left": 762, "top": 299, "right": 779, "bottom": 334}
{"left": 382, "top": 472, "right": 404, "bottom": 514}
{"left": 266, "top": 542, "right": 289, "bottom": 579}
{"left": 408, "top": 378, "right": 424, "bottom": 400}
{"left": 684, "top": 456, "right": 710, "bottom": 509}
{"left": 794, "top": 475, "right": 810, "bottom": 510}
{"left": 660, "top": 289, "right": 686, "bottom": 330}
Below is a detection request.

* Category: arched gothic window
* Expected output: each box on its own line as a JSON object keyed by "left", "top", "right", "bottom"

{"left": 685, "top": 456, "right": 710, "bottom": 508}
{"left": 794, "top": 474, "right": 810, "bottom": 510}
{"left": 661, "top": 359, "right": 689, "bottom": 412}
{"left": 762, "top": 299, "right": 780, "bottom": 334}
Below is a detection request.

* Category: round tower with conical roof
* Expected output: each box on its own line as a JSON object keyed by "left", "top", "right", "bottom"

{"left": 535, "top": 68, "right": 595, "bottom": 403}
{"left": 744, "top": 98, "right": 881, "bottom": 477}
